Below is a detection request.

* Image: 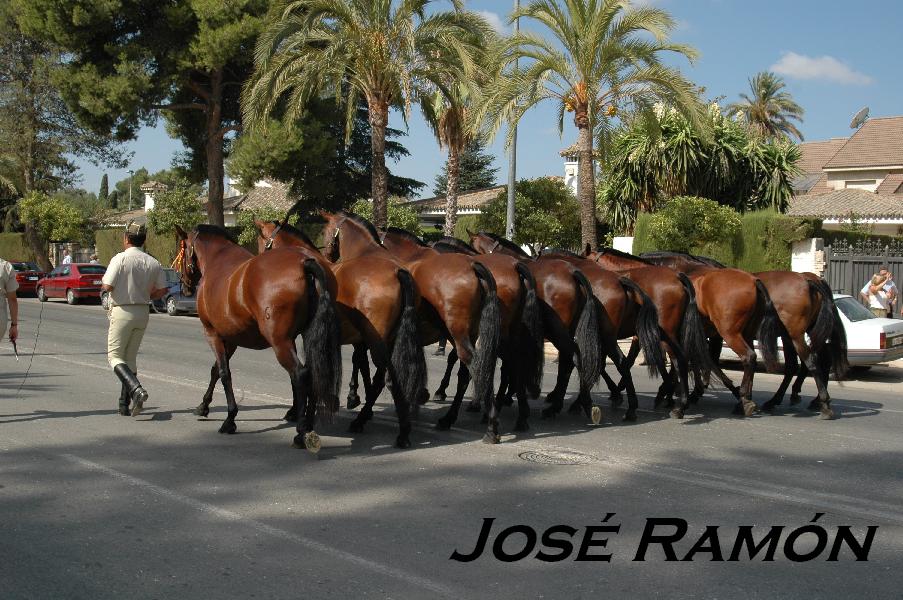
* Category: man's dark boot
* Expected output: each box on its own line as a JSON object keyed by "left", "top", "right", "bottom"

{"left": 113, "top": 364, "right": 149, "bottom": 417}
{"left": 118, "top": 382, "right": 130, "bottom": 416}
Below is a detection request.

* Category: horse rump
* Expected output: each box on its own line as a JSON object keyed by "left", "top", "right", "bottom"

{"left": 391, "top": 268, "right": 427, "bottom": 412}
{"left": 302, "top": 258, "right": 342, "bottom": 420}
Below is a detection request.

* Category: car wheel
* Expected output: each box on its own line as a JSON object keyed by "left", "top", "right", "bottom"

{"left": 66, "top": 288, "right": 77, "bottom": 305}
{"left": 166, "top": 296, "right": 179, "bottom": 316}
{"left": 37, "top": 286, "right": 47, "bottom": 302}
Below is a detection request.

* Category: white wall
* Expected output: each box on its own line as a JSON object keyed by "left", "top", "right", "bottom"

{"left": 613, "top": 236, "right": 634, "bottom": 254}
{"left": 791, "top": 238, "right": 825, "bottom": 275}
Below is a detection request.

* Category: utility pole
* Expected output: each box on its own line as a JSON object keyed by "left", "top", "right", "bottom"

{"left": 505, "top": 0, "right": 520, "bottom": 241}
{"left": 127, "top": 169, "right": 134, "bottom": 211}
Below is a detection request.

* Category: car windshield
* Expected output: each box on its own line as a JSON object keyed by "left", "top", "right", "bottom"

{"left": 77, "top": 265, "right": 107, "bottom": 275}
{"left": 835, "top": 297, "right": 875, "bottom": 323}
{"left": 164, "top": 269, "right": 181, "bottom": 284}
{"left": 12, "top": 262, "right": 40, "bottom": 271}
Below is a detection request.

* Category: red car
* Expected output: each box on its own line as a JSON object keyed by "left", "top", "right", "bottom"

{"left": 36, "top": 263, "right": 107, "bottom": 304}
{"left": 10, "top": 261, "right": 46, "bottom": 295}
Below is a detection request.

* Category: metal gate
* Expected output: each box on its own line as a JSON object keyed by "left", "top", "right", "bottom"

{"left": 824, "top": 239, "right": 903, "bottom": 313}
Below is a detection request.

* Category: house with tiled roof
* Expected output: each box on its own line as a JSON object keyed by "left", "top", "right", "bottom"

{"left": 205, "top": 178, "right": 295, "bottom": 227}
{"left": 406, "top": 185, "right": 506, "bottom": 230}
{"left": 789, "top": 116, "right": 903, "bottom": 235}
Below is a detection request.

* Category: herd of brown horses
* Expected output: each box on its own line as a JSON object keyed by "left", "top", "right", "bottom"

{"left": 172, "top": 210, "right": 848, "bottom": 452}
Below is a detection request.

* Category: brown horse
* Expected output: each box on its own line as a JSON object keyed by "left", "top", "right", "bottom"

{"left": 174, "top": 224, "right": 341, "bottom": 450}
{"left": 421, "top": 237, "right": 544, "bottom": 432}
{"left": 468, "top": 232, "right": 604, "bottom": 422}
{"left": 640, "top": 251, "right": 783, "bottom": 417}
{"left": 585, "top": 247, "right": 722, "bottom": 413}
{"left": 255, "top": 220, "right": 425, "bottom": 448}
{"left": 320, "top": 211, "right": 502, "bottom": 442}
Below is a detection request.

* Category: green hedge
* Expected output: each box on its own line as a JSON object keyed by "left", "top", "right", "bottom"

{"left": 0, "top": 233, "right": 37, "bottom": 262}
{"left": 95, "top": 229, "right": 180, "bottom": 266}
{"left": 634, "top": 210, "right": 814, "bottom": 271}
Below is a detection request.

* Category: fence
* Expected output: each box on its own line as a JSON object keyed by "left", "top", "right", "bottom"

{"left": 824, "top": 239, "right": 903, "bottom": 316}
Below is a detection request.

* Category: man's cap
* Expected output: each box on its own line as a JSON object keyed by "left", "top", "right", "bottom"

{"left": 125, "top": 220, "right": 146, "bottom": 236}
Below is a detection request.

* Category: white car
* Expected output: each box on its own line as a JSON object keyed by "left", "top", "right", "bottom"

{"left": 719, "top": 294, "right": 903, "bottom": 367}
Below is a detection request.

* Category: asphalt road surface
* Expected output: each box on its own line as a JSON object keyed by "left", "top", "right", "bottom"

{"left": 2, "top": 298, "right": 901, "bottom": 599}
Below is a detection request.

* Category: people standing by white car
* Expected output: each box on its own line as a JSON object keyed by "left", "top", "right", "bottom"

{"left": 861, "top": 274, "right": 890, "bottom": 318}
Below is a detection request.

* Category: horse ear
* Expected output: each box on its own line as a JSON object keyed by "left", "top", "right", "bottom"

{"left": 175, "top": 225, "right": 187, "bottom": 240}
{"left": 583, "top": 243, "right": 592, "bottom": 256}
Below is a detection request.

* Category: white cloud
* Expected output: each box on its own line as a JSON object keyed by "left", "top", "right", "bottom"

{"left": 477, "top": 10, "right": 508, "bottom": 33}
{"left": 770, "top": 52, "right": 874, "bottom": 85}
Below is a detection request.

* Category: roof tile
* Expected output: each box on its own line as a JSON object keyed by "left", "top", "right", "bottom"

{"left": 824, "top": 117, "right": 903, "bottom": 169}
{"left": 787, "top": 188, "right": 903, "bottom": 218}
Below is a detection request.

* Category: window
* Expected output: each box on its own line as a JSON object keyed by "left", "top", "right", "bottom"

{"left": 835, "top": 297, "right": 875, "bottom": 322}
{"left": 845, "top": 180, "right": 876, "bottom": 190}
{"left": 77, "top": 265, "right": 106, "bottom": 275}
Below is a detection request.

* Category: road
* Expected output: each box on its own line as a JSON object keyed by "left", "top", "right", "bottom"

{"left": 1, "top": 298, "right": 901, "bottom": 599}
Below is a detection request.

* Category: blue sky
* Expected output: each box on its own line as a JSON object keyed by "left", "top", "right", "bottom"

{"left": 73, "top": 0, "right": 902, "bottom": 198}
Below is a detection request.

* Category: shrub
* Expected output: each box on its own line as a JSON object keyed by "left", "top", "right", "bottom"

{"left": 0, "top": 233, "right": 36, "bottom": 262}
{"left": 352, "top": 197, "right": 422, "bottom": 235}
{"left": 649, "top": 196, "right": 741, "bottom": 254}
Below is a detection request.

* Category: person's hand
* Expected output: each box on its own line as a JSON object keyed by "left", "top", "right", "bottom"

{"left": 9, "top": 323, "right": 17, "bottom": 343}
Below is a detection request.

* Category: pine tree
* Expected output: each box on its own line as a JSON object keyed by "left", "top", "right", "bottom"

{"left": 433, "top": 138, "right": 498, "bottom": 196}
{"left": 98, "top": 173, "right": 109, "bottom": 205}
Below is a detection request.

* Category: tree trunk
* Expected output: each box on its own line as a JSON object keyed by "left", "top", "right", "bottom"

{"left": 21, "top": 134, "right": 52, "bottom": 271}
{"left": 205, "top": 70, "right": 225, "bottom": 227}
{"left": 443, "top": 144, "right": 461, "bottom": 237}
{"left": 368, "top": 97, "right": 390, "bottom": 229}
{"left": 576, "top": 114, "right": 597, "bottom": 249}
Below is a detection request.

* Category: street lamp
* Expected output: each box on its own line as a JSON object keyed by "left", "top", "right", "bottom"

{"left": 505, "top": 0, "right": 520, "bottom": 241}
{"left": 127, "top": 169, "right": 134, "bottom": 211}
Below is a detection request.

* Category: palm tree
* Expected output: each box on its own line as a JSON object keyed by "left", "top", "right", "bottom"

{"left": 244, "top": 0, "right": 487, "bottom": 228}
{"left": 727, "top": 71, "right": 805, "bottom": 141}
{"left": 476, "top": 0, "right": 703, "bottom": 248}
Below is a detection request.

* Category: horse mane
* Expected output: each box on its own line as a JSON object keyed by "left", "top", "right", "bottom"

{"left": 269, "top": 221, "right": 317, "bottom": 247}
{"left": 597, "top": 247, "right": 655, "bottom": 264}
{"left": 541, "top": 248, "right": 582, "bottom": 259}
{"left": 642, "top": 250, "right": 726, "bottom": 268}
{"left": 385, "top": 226, "right": 427, "bottom": 247}
{"left": 478, "top": 231, "right": 529, "bottom": 257}
{"left": 432, "top": 237, "right": 478, "bottom": 255}
{"left": 336, "top": 210, "right": 382, "bottom": 245}
{"left": 195, "top": 224, "right": 238, "bottom": 244}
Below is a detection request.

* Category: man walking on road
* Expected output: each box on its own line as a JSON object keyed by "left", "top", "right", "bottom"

{"left": 101, "top": 222, "right": 168, "bottom": 416}
{"left": 1, "top": 257, "right": 19, "bottom": 346}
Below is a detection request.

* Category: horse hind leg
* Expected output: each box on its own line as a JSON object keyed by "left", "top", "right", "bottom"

{"left": 195, "top": 362, "right": 220, "bottom": 417}
{"left": 346, "top": 344, "right": 369, "bottom": 410}
{"left": 724, "top": 334, "right": 758, "bottom": 417}
{"left": 436, "top": 364, "right": 471, "bottom": 430}
{"left": 433, "top": 348, "right": 459, "bottom": 403}
{"left": 762, "top": 335, "right": 800, "bottom": 413}
{"left": 348, "top": 364, "right": 387, "bottom": 433}
{"left": 210, "top": 340, "right": 239, "bottom": 434}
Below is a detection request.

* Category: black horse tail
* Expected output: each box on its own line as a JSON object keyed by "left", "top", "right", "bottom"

{"left": 303, "top": 258, "right": 341, "bottom": 420}
{"left": 515, "top": 262, "right": 544, "bottom": 398}
{"left": 755, "top": 278, "right": 783, "bottom": 373}
{"left": 807, "top": 278, "right": 834, "bottom": 351}
{"left": 391, "top": 268, "right": 427, "bottom": 413}
{"left": 572, "top": 270, "right": 602, "bottom": 392}
{"left": 618, "top": 277, "right": 667, "bottom": 379}
{"left": 471, "top": 262, "right": 501, "bottom": 409}
{"left": 814, "top": 278, "right": 849, "bottom": 379}
{"left": 678, "top": 272, "right": 721, "bottom": 381}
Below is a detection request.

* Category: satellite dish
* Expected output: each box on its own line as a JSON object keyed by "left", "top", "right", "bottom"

{"left": 850, "top": 106, "right": 869, "bottom": 129}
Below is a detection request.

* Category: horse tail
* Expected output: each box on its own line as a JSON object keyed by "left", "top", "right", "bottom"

{"left": 755, "top": 278, "right": 783, "bottom": 373}
{"left": 618, "top": 277, "right": 667, "bottom": 379}
{"left": 677, "top": 272, "right": 723, "bottom": 380}
{"left": 303, "top": 258, "right": 342, "bottom": 419}
{"left": 391, "top": 268, "right": 427, "bottom": 412}
{"left": 515, "top": 262, "right": 544, "bottom": 398}
{"left": 814, "top": 278, "right": 849, "bottom": 379}
{"left": 807, "top": 279, "right": 833, "bottom": 351}
{"left": 471, "top": 262, "right": 501, "bottom": 409}
{"left": 572, "top": 270, "right": 602, "bottom": 392}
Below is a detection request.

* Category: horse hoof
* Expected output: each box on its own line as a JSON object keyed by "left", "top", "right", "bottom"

{"left": 435, "top": 417, "right": 454, "bottom": 431}
{"left": 610, "top": 393, "right": 624, "bottom": 408}
{"left": 219, "top": 421, "right": 237, "bottom": 434}
{"left": 283, "top": 408, "right": 298, "bottom": 422}
{"left": 591, "top": 406, "right": 602, "bottom": 425}
{"left": 465, "top": 402, "right": 482, "bottom": 413}
{"left": 193, "top": 404, "right": 209, "bottom": 417}
{"left": 761, "top": 401, "right": 776, "bottom": 413}
{"left": 482, "top": 433, "right": 501, "bottom": 444}
{"left": 743, "top": 402, "right": 758, "bottom": 417}
{"left": 819, "top": 408, "right": 835, "bottom": 421}
{"left": 669, "top": 408, "right": 684, "bottom": 420}
{"left": 731, "top": 402, "right": 744, "bottom": 416}
{"left": 807, "top": 398, "right": 821, "bottom": 412}
{"left": 346, "top": 395, "right": 361, "bottom": 411}
{"left": 395, "top": 436, "right": 412, "bottom": 449}
{"left": 348, "top": 420, "right": 365, "bottom": 433}
{"left": 432, "top": 392, "right": 447, "bottom": 403}
{"left": 543, "top": 394, "right": 557, "bottom": 405}
{"left": 623, "top": 411, "right": 637, "bottom": 422}
{"left": 292, "top": 431, "right": 320, "bottom": 453}
{"left": 567, "top": 401, "right": 583, "bottom": 415}
{"left": 789, "top": 394, "right": 802, "bottom": 406}
{"left": 541, "top": 406, "right": 559, "bottom": 420}
{"left": 119, "top": 405, "right": 131, "bottom": 416}
{"left": 513, "top": 420, "right": 530, "bottom": 432}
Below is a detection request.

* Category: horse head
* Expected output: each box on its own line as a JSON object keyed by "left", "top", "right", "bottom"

{"left": 174, "top": 225, "right": 202, "bottom": 297}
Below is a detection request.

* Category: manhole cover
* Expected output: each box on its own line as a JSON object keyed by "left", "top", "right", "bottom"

{"left": 518, "top": 449, "right": 597, "bottom": 465}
